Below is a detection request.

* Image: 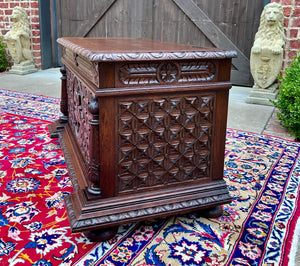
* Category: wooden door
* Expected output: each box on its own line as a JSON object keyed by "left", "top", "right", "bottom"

{"left": 53, "top": 0, "right": 265, "bottom": 86}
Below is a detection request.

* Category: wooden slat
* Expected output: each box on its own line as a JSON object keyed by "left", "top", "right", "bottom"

{"left": 172, "top": 0, "right": 249, "bottom": 73}
{"left": 72, "top": 0, "right": 117, "bottom": 37}
{"left": 52, "top": 0, "right": 265, "bottom": 85}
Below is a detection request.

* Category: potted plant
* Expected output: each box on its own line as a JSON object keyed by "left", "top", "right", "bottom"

{"left": 271, "top": 53, "right": 300, "bottom": 141}
{"left": 0, "top": 36, "right": 8, "bottom": 72}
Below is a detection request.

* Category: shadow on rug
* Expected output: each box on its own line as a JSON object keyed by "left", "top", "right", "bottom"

{"left": 0, "top": 89, "right": 299, "bottom": 266}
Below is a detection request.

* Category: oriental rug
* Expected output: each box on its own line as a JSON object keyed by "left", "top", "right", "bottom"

{"left": 0, "top": 89, "right": 299, "bottom": 266}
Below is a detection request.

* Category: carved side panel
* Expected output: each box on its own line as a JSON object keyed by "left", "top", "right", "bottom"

{"left": 65, "top": 49, "right": 99, "bottom": 87}
{"left": 66, "top": 69, "right": 93, "bottom": 161}
{"left": 118, "top": 61, "right": 216, "bottom": 86}
{"left": 117, "top": 93, "right": 215, "bottom": 193}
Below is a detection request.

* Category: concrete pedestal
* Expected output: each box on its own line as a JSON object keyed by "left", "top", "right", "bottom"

{"left": 9, "top": 64, "right": 38, "bottom": 75}
{"left": 246, "top": 83, "right": 278, "bottom": 106}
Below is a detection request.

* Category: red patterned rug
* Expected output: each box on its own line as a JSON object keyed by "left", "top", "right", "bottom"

{"left": 0, "top": 89, "right": 300, "bottom": 266}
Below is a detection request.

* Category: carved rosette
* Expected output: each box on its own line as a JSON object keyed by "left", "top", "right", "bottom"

{"left": 117, "top": 94, "right": 215, "bottom": 193}
{"left": 118, "top": 61, "right": 216, "bottom": 85}
{"left": 66, "top": 69, "right": 93, "bottom": 161}
{"left": 157, "top": 62, "right": 180, "bottom": 84}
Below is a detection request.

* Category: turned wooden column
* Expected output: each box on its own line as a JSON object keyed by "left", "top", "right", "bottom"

{"left": 59, "top": 65, "right": 68, "bottom": 124}
{"left": 49, "top": 65, "right": 68, "bottom": 138}
{"left": 87, "top": 96, "right": 101, "bottom": 195}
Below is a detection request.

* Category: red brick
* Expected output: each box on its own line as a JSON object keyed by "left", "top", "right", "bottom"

{"left": 293, "top": 7, "right": 300, "bottom": 16}
{"left": 9, "top": 3, "right": 19, "bottom": 9}
{"left": 31, "top": 24, "right": 40, "bottom": 30}
{"left": 290, "top": 29, "right": 299, "bottom": 38}
{"left": 31, "top": 17, "right": 40, "bottom": 23}
{"left": 295, "top": 0, "right": 300, "bottom": 5}
{"left": 32, "top": 44, "right": 40, "bottom": 50}
{"left": 34, "top": 59, "right": 42, "bottom": 64}
{"left": 282, "top": 0, "right": 292, "bottom": 5}
{"left": 30, "top": 2, "right": 39, "bottom": 9}
{"left": 0, "top": 3, "right": 8, "bottom": 8}
{"left": 284, "top": 18, "right": 289, "bottom": 27}
{"left": 5, "top": 9, "right": 12, "bottom": 16}
{"left": 271, "top": 0, "right": 281, "bottom": 3}
{"left": 32, "top": 51, "right": 41, "bottom": 57}
{"left": 283, "top": 7, "right": 291, "bottom": 16}
{"left": 288, "top": 50, "right": 298, "bottom": 59}
{"left": 30, "top": 9, "right": 39, "bottom": 16}
{"left": 264, "top": 124, "right": 290, "bottom": 134}
{"left": 290, "top": 40, "right": 300, "bottom": 49}
{"left": 33, "top": 63, "right": 42, "bottom": 70}
{"left": 34, "top": 58, "right": 42, "bottom": 63}
{"left": 22, "top": 3, "right": 29, "bottom": 9}
{"left": 292, "top": 17, "right": 300, "bottom": 27}
{"left": 31, "top": 30, "right": 40, "bottom": 37}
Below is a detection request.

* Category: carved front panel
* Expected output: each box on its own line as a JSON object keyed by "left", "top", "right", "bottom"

{"left": 66, "top": 69, "right": 93, "bottom": 161}
{"left": 117, "top": 93, "right": 215, "bottom": 193}
{"left": 118, "top": 61, "right": 216, "bottom": 86}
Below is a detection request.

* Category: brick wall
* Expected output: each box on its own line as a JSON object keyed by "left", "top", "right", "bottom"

{"left": 0, "top": 0, "right": 41, "bottom": 69}
{"left": 271, "top": 0, "right": 300, "bottom": 69}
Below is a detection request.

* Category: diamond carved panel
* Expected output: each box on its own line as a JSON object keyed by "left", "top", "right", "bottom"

{"left": 67, "top": 69, "right": 93, "bottom": 161}
{"left": 117, "top": 94, "right": 215, "bottom": 193}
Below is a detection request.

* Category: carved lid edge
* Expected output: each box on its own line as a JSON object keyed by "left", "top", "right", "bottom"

{"left": 57, "top": 38, "right": 237, "bottom": 63}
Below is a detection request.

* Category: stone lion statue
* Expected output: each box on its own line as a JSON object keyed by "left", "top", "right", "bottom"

{"left": 5, "top": 6, "right": 34, "bottom": 66}
{"left": 251, "top": 2, "right": 285, "bottom": 55}
{"left": 250, "top": 2, "right": 285, "bottom": 92}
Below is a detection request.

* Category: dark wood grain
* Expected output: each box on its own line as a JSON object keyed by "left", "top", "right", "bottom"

{"left": 57, "top": 37, "right": 237, "bottom": 63}
{"left": 52, "top": 37, "right": 235, "bottom": 241}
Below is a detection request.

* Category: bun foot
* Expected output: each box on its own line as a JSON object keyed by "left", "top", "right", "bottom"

{"left": 84, "top": 226, "right": 118, "bottom": 242}
{"left": 201, "top": 205, "right": 223, "bottom": 218}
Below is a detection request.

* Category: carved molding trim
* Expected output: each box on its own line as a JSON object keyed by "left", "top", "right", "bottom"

{"left": 58, "top": 38, "right": 237, "bottom": 63}
{"left": 119, "top": 61, "right": 216, "bottom": 85}
{"left": 65, "top": 191, "right": 231, "bottom": 230}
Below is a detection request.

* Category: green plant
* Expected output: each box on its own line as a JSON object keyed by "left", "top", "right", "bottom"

{"left": 271, "top": 53, "right": 300, "bottom": 139}
{"left": 0, "top": 36, "right": 8, "bottom": 72}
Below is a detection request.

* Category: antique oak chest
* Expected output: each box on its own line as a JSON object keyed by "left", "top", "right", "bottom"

{"left": 50, "top": 37, "right": 236, "bottom": 241}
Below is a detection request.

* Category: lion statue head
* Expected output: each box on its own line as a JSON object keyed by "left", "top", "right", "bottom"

{"left": 10, "top": 6, "right": 30, "bottom": 34}
{"left": 251, "top": 3, "right": 285, "bottom": 55}
{"left": 257, "top": 3, "right": 284, "bottom": 41}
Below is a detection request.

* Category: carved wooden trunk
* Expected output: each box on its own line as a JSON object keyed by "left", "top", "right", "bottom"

{"left": 50, "top": 37, "right": 236, "bottom": 241}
